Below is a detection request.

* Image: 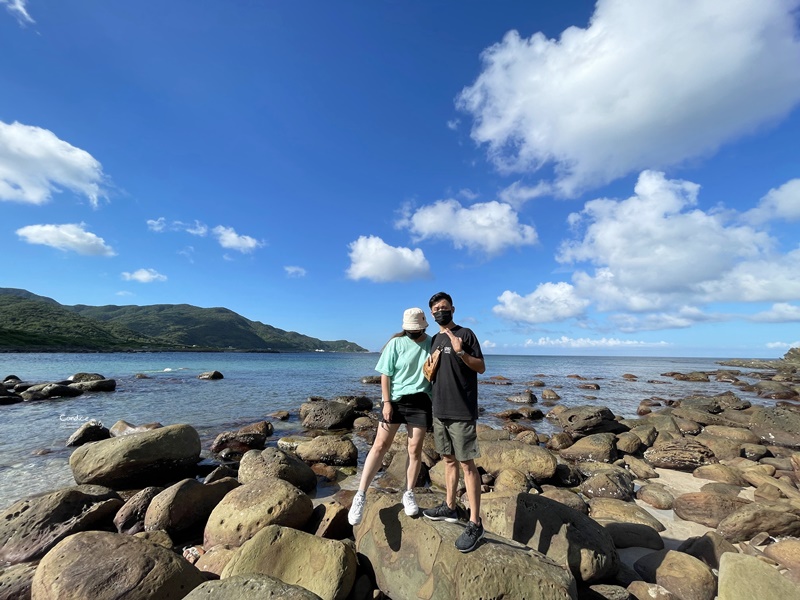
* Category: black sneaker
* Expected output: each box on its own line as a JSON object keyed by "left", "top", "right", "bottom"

{"left": 455, "top": 520, "right": 484, "bottom": 553}
{"left": 422, "top": 501, "right": 459, "bottom": 523}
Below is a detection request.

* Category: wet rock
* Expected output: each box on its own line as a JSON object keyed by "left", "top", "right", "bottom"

{"left": 22, "top": 383, "right": 83, "bottom": 400}
{"left": 30, "top": 530, "right": 206, "bottom": 600}
{"left": 66, "top": 419, "right": 111, "bottom": 447}
{"left": 223, "top": 525, "right": 357, "bottom": 600}
{"left": 211, "top": 422, "right": 273, "bottom": 455}
{"left": 203, "top": 477, "right": 313, "bottom": 548}
{"left": 556, "top": 405, "right": 625, "bottom": 435}
{"left": 560, "top": 433, "right": 617, "bottom": 463}
{"left": 109, "top": 420, "right": 163, "bottom": 436}
{"left": 496, "top": 406, "right": 543, "bottom": 420}
{"left": 507, "top": 389, "right": 538, "bottom": 404}
{"left": 542, "top": 389, "right": 561, "bottom": 400}
{"left": 0, "top": 485, "right": 122, "bottom": 564}
{"left": 300, "top": 399, "right": 356, "bottom": 430}
{"left": 70, "top": 423, "right": 201, "bottom": 488}
{"left": 198, "top": 370, "right": 224, "bottom": 380}
{"left": 68, "top": 378, "right": 117, "bottom": 392}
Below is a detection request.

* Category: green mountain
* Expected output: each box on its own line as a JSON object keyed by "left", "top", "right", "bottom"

{"left": 0, "top": 288, "right": 366, "bottom": 353}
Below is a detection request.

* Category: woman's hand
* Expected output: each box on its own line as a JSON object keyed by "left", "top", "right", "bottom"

{"left": 382, "top": 401, "right": 393, "bottom": 423}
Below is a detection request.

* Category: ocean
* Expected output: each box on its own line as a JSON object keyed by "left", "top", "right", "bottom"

{"left": 0, "top": 352, "right": 772, "bottom": 511}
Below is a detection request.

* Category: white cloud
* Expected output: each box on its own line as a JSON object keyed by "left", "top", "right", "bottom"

{"left": 346, "top": 235, "right": 431, "bottom": 282}
{"left": 493, "top": 170, "right": 800, "bottom": 332}
{"left": 494, "top": 282, "right": 589, "bottom": 323}
{"left": 524, "top": 336, "right": 669, "bottom": 349}
{"left": 16, "top": 223, "right": 116, "bottom": 256}
{"left": 447, "top": 119, "right": 460, "bottom": 130}
{"left": 751, "top": 303, "right": 800, "bottom": 323}
{"left": 398, "top": 199, "right": 537, "bottom": 256}
{"left": 148, "top": 218, "right": 208, "bottom": 236}
{"left": 284, "top": 266, "right": 307, "bottom": 278}
{"left": 121, "top": 268, "right": 167, "bottom": 283}
{"left": 211, "top": 225, "right": 263, "bottom": 253}
{"left": 498, "top": 180, "right": 552, "bottom": 209}
{"left": 115, "top": 291, "right": 133, "bottom": 297}
{"left": 147, "top": 217, "right": 166, "bottom": 232}
{"left": 457, "top": 0, "right": 800, "bottom": 196}
{"left": 1, "top": 0, "right": 33, "bottom": 25}
{"left": 184, "top": 220, "right": 208, "bottom": 236}
{"left": 766, "top": 341, "right": 800, "bottom": 349}
{"left": 178, "top": 246, "right": 195, "bottom": 263}
{"left": 482, "top": 340, "right": 497, "bottom": 349}
{"left": 744, "top": 179, "right": 800, "bottom": 224}
{"left": 458, "top": 188, "right": 479, "bottom": 200}
{"left": 0, "top": 121, "right": 105, "bottom": 207}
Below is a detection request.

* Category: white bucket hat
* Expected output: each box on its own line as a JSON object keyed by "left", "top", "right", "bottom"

{"left": 402, "top": 307, "right": 429, "bottom": 330}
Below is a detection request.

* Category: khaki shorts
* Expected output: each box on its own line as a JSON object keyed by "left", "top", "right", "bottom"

{"left": 433, "top": 418, "right": 480, "bottom": 462}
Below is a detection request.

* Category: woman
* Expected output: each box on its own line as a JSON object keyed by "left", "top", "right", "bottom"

{"left": 348, "top": 307, "right": 433, "bottom": 526}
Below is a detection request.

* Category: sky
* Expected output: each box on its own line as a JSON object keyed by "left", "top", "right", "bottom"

{"left": 1, "top": 0, "right": 799, "bottom": 358}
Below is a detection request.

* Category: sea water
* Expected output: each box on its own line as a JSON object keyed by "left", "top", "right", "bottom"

{"left": 0, "top": 352, "right": 772, "bottom": 510}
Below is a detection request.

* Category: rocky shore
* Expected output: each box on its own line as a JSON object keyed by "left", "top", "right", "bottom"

{"left": 0, "top": 350, "right": 799, "bottom": 600}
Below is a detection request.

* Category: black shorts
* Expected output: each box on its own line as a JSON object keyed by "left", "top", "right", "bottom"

{"left": 379, "top": 392, "right": 433, "bottom": 429}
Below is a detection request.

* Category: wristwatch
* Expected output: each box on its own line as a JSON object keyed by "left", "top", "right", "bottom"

{"left": 456, "top": 350, "right": 465, "bottom": 357}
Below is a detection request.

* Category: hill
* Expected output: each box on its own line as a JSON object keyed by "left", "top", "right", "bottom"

{"left": 0, "top": 288, "right": 366, "bottom": 353}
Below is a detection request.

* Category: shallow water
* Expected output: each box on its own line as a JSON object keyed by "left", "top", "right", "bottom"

{"left": 0, "top": 352, "right": 772, "bottom": 509}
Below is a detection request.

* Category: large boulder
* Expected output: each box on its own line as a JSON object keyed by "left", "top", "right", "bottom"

{"left": 30, "top": 531, "right": 206, "bottom": 600}
{"left": 204, "top": 477, "right": 313, "bottom": 548}
{"left": 474, "top": 440, "right": 558, "bottom": 481}
{"left": 718, "top": 552, "right": 800, "bottom": 599}
{"left": 643, "top": 438, "right": 718, "bottom": 471}
{"left": 672, "top": 492, "right": 751, "bottom": 528}
{"left": 0, "top": 561, "right": 37, "bottom": 600}
{"left": 716, "top": 502, "right": 800, "bottom": 542}
{"left": 554, "top": 406, "right": 625, "bottom": 435}
{"left": 559, "top": 433, "right": 617, "bottom": 463}
{"left": 588, "top": 498, "right": 666, "bottom": 532}
{"left": 300, "top": 400, "right": 356, "bottom": 430}
{"left": 239, "top": 447, "right": 317, "bottom": 493}
{"left": 633, "top": 549, "right": 716, "bottom": 600}
{"left": 68, "top": 378, "right": 117, "bottom": 392}
{"left": 143, "top": 477, "right": 240, "bottom": 540}
{"left": 0, "top": 485, "right": 122, "bottom": 564}
{"left": 113, "top": 486, "right": 164, "bottom": 534}
{"left": 294, "top": 436, "right": 357, "bottom": 466}
{"left": 69, "top": 423, "right": 201, "bottom": 488}
{"left": 222, "top": 525, "right": 356, "bottom": 600}
{"left": 481, "top": 492, "right": 618, "bottom": 583}
{"left": 184, "top": 574, "right": 322, "bottom": 599}
{"left": 354, "top": 491, "right": 577, "bottom": 600}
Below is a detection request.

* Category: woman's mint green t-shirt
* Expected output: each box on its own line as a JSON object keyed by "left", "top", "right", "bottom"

{"left": 374, "top": 334, "right": 432, "bottom": 400}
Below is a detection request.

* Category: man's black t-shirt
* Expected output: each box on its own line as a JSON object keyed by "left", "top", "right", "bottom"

{"left": 429, "top": 325, "right": 483, "bottom": 421}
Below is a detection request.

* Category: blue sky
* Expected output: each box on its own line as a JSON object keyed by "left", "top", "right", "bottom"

{"left": 1, "top": 1, "right": 799, "bottom": 357}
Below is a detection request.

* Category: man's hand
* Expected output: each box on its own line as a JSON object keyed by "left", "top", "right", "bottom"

{"left": 442, "top": 328, "right": 462, "bottom": 353}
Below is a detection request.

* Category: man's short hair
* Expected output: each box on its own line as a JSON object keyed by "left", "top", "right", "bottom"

{"left": 429, "top": 291, "right": 453, "bottom": 308}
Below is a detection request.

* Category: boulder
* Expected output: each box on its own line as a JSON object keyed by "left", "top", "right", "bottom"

{"left": 560, "top": 433, "right": 617, "bottom": 463}
{"left": 68, "top": 378, "right": 117, "bottom": 392}
{"left": 184, "top": 574, "right": 322, "bottom": 599}
{"left": 204, "top": 477, "right": 313, "bottom": 548}
{"left": 716, "top": 502, "right": 800, "bottom": 542}
{"left": 633, "top": 549, "right": 716, "bottom": 600}
{"left": 763, "top": 537, "right": 800, "bottom": 571}
{"left": 114, "top": 486, "right": 164, "bottom": 534}
{"left": 66, "top": 419, "right": 111, "bottom": 447}
{"left": 294, "top": 435, "right": 357, "bottom": 466}
{"left": 540, "top": 488, "right": 589, "bottom": 515}
{"left": 588, "top": 498, "right": 665, "bottom": 532}
{"left": 474, "top": 440, "right": 558, "bottom": 481}
{"left": 746, "top": 406, "right": 800, "bottom": 448}
{"left": 676, "top": 531, "right": 738, "bottom": 571}
{"left": 672, "top": 492, "right": 751, "bottom": 528}
{"left": 30, "top": 531, "right": 206, "bottom": 600}
{"left": 109, "top": 420, "right": 163, "bottom": 436}
{"left": 635, "top": 483, "right": 674, "bottom": 510}
{"left": 222, "top": 525, "right": 357, "bottom": 600}
{"left": 355, "top": 492, "right": 577, "bottom": 599}
{"left": 305, "top": 500, "right": 351, "bottom": 540}
{"left": 622, "top": 456, "right": 659, "bottom": 480}
{"left": 0, "top": 485, "right": 122, "bottom": 564}
{"left": 211, "top": 424, "right": 271, "bottom": 455}
{"left": 195, "top": 544, "right": 237, "bottom": 577}
{"left": 0, "top": 561, "right": 37, "bottom": 600}
{"left": 615, "top": 432, "right": 643, "bottom": 455}
{"left": 198, "top": 370, "right": 224, "bottom": 380}
{"left": 507, "top": 389, "right": 537, "bottom": 404}
{"left": 692, "top": 464, "right": 748, "bottom": 487}
{"left": 717, "top": 552, "right": 800, "bottom": 599}
{"left": 482, "top": 492, "right": 618, "bottom": 583}
{"left": 300, "top": 400, "right": 356, "bottom": 430}
{"left": 239, "top": 447, "right": 317, "bottom": 493}
{"left": 144, "top": 477, "right": 240, "bottom": 540}
{"left": 581, "top": 472, "right": 635, "bottom": 501}
{"left": 599, "top": 521, "right": 664, "bottom": 550}
{"left": 69, "top": 423, "right": 201, "bottom": 488}
{"left": 626, "top": 581, "right": 678, "bottom": 600}
{"left": 643, "top": 438, "right": 718, "bottom": 471}
{"left": 555, "top": 406, "right": 624, "bottom": 435}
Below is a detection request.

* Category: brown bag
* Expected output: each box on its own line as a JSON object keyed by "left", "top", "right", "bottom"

{"left": 423, "top": 346, "right": 442, "bottom": 382}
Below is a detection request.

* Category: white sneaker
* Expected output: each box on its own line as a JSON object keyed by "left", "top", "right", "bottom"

{"left": 348, "top": 491, "right": 366, "bottom": 525}
{"left": 402, "top": 490, "right": 419, "bottom": 516}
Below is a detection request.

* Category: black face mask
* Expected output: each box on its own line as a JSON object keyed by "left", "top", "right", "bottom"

{"left": 433, "top": 310, "right": 452, "bottom": 326}
{"left": 405, "top": 330, "right": 425, "bottom": 340}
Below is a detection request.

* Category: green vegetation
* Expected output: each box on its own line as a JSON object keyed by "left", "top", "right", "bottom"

{"left": 0, "top": 288, "right": 366, "bottom": 353}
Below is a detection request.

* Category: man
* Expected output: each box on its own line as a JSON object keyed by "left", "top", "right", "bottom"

{"left": 422, "top": 291, "right": 486, "bottom": 553}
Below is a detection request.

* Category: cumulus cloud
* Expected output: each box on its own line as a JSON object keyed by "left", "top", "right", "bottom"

{"left": 751, "top": 303, "right": 800, "bottom": 323}
{"left": 0, "top": 121, "right": 105, "bottom": 207}
{"left": 121, "top": 268, "right": 167, "bottom": 283}
{"left": 146, "top": 217, "right": 167, "bottom": 232}
{"left": 1, "top": 0, "right": 33, "bottom": 25}
{"left": 744, "top": 179, "right": 800, "bottom": 224}
{"left": 494, "top": 282, "right": 590, "bottom": 323}
{"left": 498, "top": 180, "right": 552, "bottom": 209}
{"left": 147, "top": 217, "right": 208, "bottom": 235}
{"left": 458, "top": 0, "right": 800, "bottom": 196}
{"left": 767, "top": 340, "right": 800, "bottom": 349}
{"left": 346, "top": 235, "right": 431, "bottom": 282}
{"left": 16, "top": 223, "right": 115, "bottom": 256}
{"left": 493, "top": 170, "right": 800, "bottom": 331}
{"left": 211, "top": 225, "right": 263, "bottom": 253}
{"left": 524, "top": 336, "right": 669, "bottom": 349}
{"left": 284, "top": 266, "right": 307, "bottom": 278}
{"left": 398, "top": 199, "right": 537, "bottom": 256}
